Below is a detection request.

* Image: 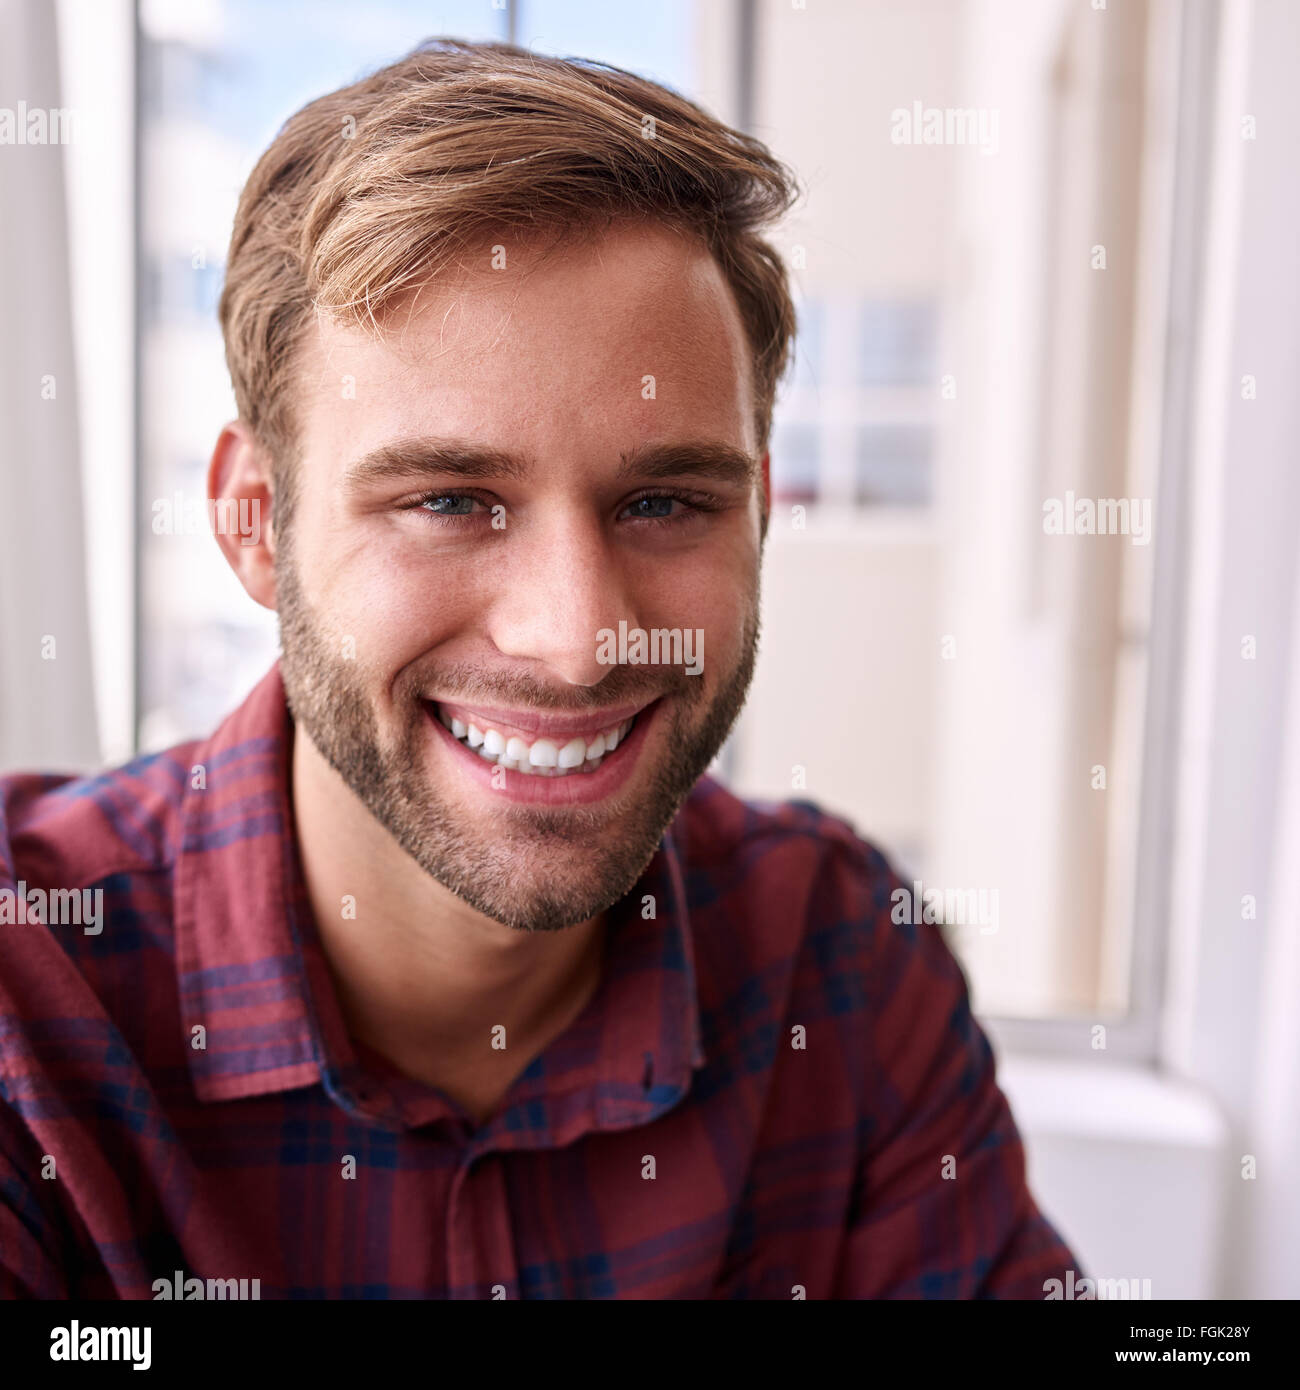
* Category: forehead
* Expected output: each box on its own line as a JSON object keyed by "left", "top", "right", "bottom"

{"left": 295, "top": 221, "right": 757, "bottom": 468}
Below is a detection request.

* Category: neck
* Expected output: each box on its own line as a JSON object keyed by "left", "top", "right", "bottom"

{"left": 290, "top": 724, "right": 605, "bottom": 1114}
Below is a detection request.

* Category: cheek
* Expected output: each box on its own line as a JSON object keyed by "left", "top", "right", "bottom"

{"left": 697, "top": 590, "right": 751, "bottom": 685}
{"left": 627, "top": 529, "right": 758, "bottom": 675}
{"left": 297, "top": 519, "right": 487, "bottom": 672}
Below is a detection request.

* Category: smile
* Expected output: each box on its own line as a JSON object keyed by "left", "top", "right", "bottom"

{"left": 421, "top": 696, "right": 662, "bottom": 805}
{"left": 430, "top": 704, "right": 639, "bottom": 777}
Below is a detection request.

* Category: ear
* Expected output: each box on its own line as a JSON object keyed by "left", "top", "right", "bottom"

{"left": 207, "top": 420, "right": 278, "bottom": 611}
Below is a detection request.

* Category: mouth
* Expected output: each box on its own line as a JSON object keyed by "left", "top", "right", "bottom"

{"left": 429, "top": 702, "right": 642, "bottom": 776}
{"left": 420, "top": 696, "right": 661, "bottom": 804}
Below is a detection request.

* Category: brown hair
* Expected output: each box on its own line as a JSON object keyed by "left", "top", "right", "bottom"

{"left": 218, "top": 38, "right": 797, "bottom": 494}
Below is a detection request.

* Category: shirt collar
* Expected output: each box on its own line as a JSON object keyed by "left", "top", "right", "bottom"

{"left": 174, "top": 663, "right": 706, "bottom": 1139}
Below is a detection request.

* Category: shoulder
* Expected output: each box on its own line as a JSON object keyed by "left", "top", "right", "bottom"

{"left": 670, "top": 776, "right": 924, "bottom": 1028}
{"left": 674, "top": 774, "right": 901, "bottom": 926}
{"left": 0, "top": 749, "right": 197, "bottom": 1011}
{"left": 0, "top": 746, "right": 199, "bottom": 891}
{"left": 673, "top": 777, "right": 973, "bottom": 1015}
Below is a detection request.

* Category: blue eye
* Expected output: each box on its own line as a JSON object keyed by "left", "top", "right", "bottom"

{"left": 420, "top": 495, "right": 477, "bottom": 516}
{"left": 623, "top": 495, "right": 681, "bottom": 520}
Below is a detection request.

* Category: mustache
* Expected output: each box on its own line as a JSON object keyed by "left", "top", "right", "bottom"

{"left": 404, "top": 660, "right": 705, "bottom": 712}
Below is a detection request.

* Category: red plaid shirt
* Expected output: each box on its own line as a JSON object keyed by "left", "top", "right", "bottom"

{"left": 0, "top": 664, "right": 1079, "bottom": 1298}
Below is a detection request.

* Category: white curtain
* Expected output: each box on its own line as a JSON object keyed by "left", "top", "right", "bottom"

{"left": 0, "top": 0, "right": 100, "bottom": 771}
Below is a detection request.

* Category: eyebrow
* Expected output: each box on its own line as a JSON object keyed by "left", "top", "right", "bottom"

{"left": 342, "top": 439, "right": 531, "bottom": 492}
{"left": 341, "top": 437, "right": 759, "bottom": 492}
{"left": 618, "top": 441, "right": 759, "bottom": 488}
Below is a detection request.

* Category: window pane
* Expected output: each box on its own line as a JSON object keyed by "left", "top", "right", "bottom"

{"left": 857, "top": 298, "right": 938, "bottom": 387}
{"left": 517, "top": 0, "right": 697, "bottom": 92}
{"left": 853, "top": 424, "right": 932, "bottom": 506}
{"left": 770, "top": 420, "right": 820, "bottom": 504}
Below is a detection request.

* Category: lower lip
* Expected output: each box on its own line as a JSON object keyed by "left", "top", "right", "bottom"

{"left": 423, "top": 699, "right": 661, "bottom": 805}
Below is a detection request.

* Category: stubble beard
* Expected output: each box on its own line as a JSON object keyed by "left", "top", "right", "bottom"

{"left": 274, "top": 539, "right": 760, "bottom": 932}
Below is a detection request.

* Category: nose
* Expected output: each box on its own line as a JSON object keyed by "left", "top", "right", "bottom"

{"left": 486, "top": 509, "right": 640, "bottom": 687}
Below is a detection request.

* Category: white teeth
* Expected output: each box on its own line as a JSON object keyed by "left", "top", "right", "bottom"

{"left": 435, "top": 705, "right": 643, "bottom": 777}
{"left": 529, "top": 738, "right": 559, "bottom": 768}
{"left": 558, "top": 738, "right": 587, "bottom": 769}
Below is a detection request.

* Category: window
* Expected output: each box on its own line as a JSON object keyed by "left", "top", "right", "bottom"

{"left": 725, "top": 0, "right": 1179, "bottom": 1037}
{"left": 123, "top": 0, "right": 1178, "bottom": 1034}
{"left": 771, "top": 293, "right": 939, "bottom": 506}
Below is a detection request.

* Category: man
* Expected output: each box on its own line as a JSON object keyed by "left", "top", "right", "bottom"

{"left": 0, "top": 39, "right": 1078, "bottom": 1299}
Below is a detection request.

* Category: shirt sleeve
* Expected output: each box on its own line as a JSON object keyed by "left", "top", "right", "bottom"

{"left": 832, "top": 855, "right": 1083, "bottom": 1299}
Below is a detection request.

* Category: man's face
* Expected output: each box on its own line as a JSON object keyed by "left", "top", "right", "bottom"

{"left": 274, "top": 221, "right": 765, "bottom": 931}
